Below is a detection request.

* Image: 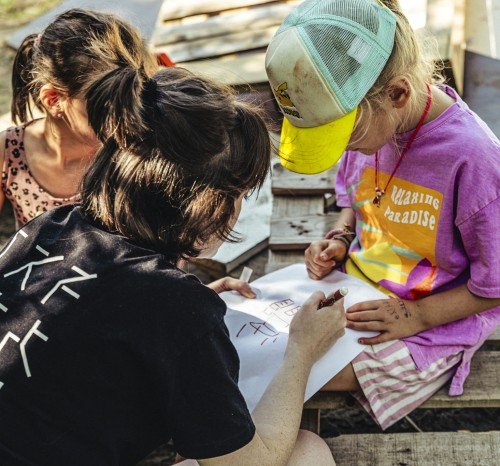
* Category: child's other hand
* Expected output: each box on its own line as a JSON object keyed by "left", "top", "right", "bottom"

{"left": 206, "top": 276, "right": 256, "bottom": 298}
{"left": 346, "top": 297, "right": 425, "bottom": 344}
{"left": 304, "top": 239, "right": 347, "bottom": 280}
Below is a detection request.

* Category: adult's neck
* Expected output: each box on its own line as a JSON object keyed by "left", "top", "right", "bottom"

{"left": 42, "top": 117, "right": 98, "bottom": 168}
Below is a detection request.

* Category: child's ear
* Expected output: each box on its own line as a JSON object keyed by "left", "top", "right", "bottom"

{"left": 386, "top": 78, "right": 410, "bottom": 109}
{"left": 39, "top": 84, "right": 66, "bottom": 118}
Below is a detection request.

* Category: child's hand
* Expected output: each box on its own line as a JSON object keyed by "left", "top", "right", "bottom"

{"left": 304, "top": 239, "right": 348, "bottom": 280}
{"left": 206, "top": 276, "right": 256, "bottom": 298}
{"left": 346, "top": 297, "right": 425, "bottom": 345}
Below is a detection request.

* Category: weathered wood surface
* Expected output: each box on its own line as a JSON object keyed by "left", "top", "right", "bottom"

{"left": 300, "top": 408, "right": 320, "bottom": 434}
{"left": 270, "top": 194, "right": 335, "bottom": 250}
{"left": 326, "top": 431, "right": 500, "bottom": 466}
{"left": 463, "top": 51, "right": 500, "bottom": 137}
{"left": 179, "top": 51, "right": 267, "bottom": 85}
{"left": 306, "top": 351, "right": 500, "bottom": 410}
{"left": 272, "top": 162, "right": 338, "bottom": 195}
{"left": 157, "top": 26, "right": 277, "bottom": 62}
{"left": 464, "top": 0, "right": 500, "bottom": 59}
{"left": 159, "top": 0, "right": 281, "bottom": 21}
{"left": 6, "top": 0, "right": 164, "bottom": 50}
{"left": 272, "top": 194, "right": 325, "bottom": 216}
{"left": 266, "top": 250, "right": 304, "bottom": 273}
{"left": 270, "top": 213, "right": 338, "bottom": 250}
{"left": 155, "top": 2, "right": 294, "bottom": 45}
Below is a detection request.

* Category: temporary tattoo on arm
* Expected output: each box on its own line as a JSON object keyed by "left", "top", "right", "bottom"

{"left": 382, "top": 300, "right": 399, "bottom": 319}
{"left": 396, "top": 297, "right": 411, "bottom": 318}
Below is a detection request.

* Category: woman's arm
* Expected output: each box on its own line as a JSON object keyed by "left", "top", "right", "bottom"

{"left": 0, "top": 130, "right": 6, "bottom": 214}
{"left": 346, "top": 284, "right": 500, "bottom": 345}
{"left": 200, "top": 293, "right": 345, "bottom": 466}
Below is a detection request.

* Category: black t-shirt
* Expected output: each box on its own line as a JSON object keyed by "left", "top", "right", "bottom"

{"left": 0, "top": 205, "right": 255, "bottom": 465}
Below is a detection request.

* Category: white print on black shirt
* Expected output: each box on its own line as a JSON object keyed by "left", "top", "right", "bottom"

{"left": 0, "top": 227, "right": 97, "bottom": 391}
{"left": 0, "top": 293, "right": 7, "bottom": 313}
{"left": 0, "top": 320, "right": 49, "bottom": 390}
{"left": 0, "top": 229, "right": 28, "bottom": 260}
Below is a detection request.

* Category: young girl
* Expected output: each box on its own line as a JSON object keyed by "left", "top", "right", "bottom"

{"left": 266, "top": 0, "right": 500, "bottom": 429}
{"left": 1, "top": 8, "right": 157, "bottom": 228}
{"left": 0, "top": 64, "right": 344, "bottom": 466}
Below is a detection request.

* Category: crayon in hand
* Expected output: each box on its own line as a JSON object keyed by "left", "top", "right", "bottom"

{"left": 317, "top": 287, "right": 349, "bottom": 309}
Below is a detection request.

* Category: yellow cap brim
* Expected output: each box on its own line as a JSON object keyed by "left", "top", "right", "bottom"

{"left": 279, "top": 107, "right": 358, "bottom": 174}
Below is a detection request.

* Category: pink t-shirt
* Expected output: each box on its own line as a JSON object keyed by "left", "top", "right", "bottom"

{"left": 335, "top": 86, "right": 500, "bottom": 395}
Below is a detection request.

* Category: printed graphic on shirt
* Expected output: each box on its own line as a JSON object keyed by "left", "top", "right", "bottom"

{"left": 346, "top": 167, "right": 443, "bottom": 299}
{"left": 0, "top": 227, "right": 97, "bottom": 391}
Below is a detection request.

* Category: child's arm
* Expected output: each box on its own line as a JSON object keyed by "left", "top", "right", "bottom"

{"left": 346, "top": 285, "right": 500, "bottom": 345}
{"left": 304, "top": 207, "right": 355, "bottom": 280}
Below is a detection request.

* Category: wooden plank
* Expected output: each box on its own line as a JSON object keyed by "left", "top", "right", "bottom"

{"left": 6, "top": 0, "right": 164, "bottom": 50}
{"left": 154, "top": 3, "right": 294, "bottom": 45}
{"left": 157, "top": 26, "right": 277, "bottom": 62}
{"left": 179, "top": 51, "right": 267, "bottom": 86}
{"left": 270, "top": 213, "right": 338, "bottom": 250}
{"left": 160, "top": 0, "right": 280, "bottom": 22}
{"left": 305, "top": 351, "right": 500, "bottom": 409}
{"left": 491, "top": 326, "right": 500, "bottom": 343}
{"left": 463, "top": 51, "right": 500, "bottom": 137}
{"left": 464, "top": 0, "right": 500, "bottom": 59}
{"left": 326, "top": 431, "right": 500, "bottom": 466}
{"left": 272, "top": 161, "right": 338, "bottom": 195}
{"left": 192, "top": 237, "right": 268, "bottom": 277}
{"left": 300, "top": 408, "right": 320, "bottom": 434}
{"left": 266, "top": 250, "right": 304, "bottom": 273}
{"left": 270, "top": 195, "right": 334, "bottom": 250}
{"left": 272, "top": 194, "right": 325, "bottom": 216}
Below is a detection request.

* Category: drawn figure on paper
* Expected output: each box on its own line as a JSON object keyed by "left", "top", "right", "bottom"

{"left": 236, "top": 299, "right": 300, "bottom": 345}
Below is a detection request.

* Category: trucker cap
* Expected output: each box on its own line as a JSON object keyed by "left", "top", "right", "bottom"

{"left": 265, "top": 0, "right": 397, "bottom": 174}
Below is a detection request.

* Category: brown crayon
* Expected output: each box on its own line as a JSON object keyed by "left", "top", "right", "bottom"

{"left": 317, "top": 287, "right": 349, "bottom": 309}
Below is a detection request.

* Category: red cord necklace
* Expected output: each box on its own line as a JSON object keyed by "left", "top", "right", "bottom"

{"left": 373, "top": 83, "right": 433, "bottom": 207}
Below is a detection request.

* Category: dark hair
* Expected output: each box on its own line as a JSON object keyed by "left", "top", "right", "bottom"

{"left": 11, "top": 8, "right": 157, "bottom": 124}
{"left": 81, "top": 66, "right": 271, "bottom": 261}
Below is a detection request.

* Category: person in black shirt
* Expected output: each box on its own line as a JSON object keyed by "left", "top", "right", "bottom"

{"left": 0, "top": 63, "right": 346, "bottom": 465}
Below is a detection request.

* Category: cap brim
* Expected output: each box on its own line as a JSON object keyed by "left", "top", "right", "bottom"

{"left": 279, "top": 108, "right": 358, "bottom": 174}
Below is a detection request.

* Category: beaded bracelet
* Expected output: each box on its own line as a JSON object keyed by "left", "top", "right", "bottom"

{"left": 324, "top": 225, "right": 356, "bottom": 249}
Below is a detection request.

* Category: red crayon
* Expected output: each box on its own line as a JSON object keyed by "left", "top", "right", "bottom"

{"left": 317, "top": 287, "right": 349, "bottom": 309}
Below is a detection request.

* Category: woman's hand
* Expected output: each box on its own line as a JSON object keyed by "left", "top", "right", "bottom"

{"left": 346, "top": 297, "right": 426, "bottom": 345}
{"left": 288, "top": 292, "right": 346, "bottom": 365}
{"left": 206, "top": 276, "right": 256, "bottom": 298}
{"left": 304, "top": 239, "right": 348, "bottom": 280}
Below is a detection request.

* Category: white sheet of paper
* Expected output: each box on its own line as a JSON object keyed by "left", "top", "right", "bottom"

{"left": 221, "top": 264, "right": 386, "bottom": 412}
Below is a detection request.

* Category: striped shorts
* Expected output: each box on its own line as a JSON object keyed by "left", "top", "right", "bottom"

{"left": 352, "top": 340, "right": 462, "bottom": 430}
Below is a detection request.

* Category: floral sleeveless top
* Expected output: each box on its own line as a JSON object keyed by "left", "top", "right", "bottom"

{"left": 2, "top": 123, "right": 80, "bottom": 228}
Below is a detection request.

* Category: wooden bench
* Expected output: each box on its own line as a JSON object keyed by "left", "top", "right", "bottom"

{"left": 325, "top": 431, "right": 500, "bottom": 466}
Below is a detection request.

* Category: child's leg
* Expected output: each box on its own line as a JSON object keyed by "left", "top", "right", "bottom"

{"left": 329, "top": 340, "right": 462, "bottom": 430}
{"left": 320, "top": 362, "right": 361, "bottom": 391}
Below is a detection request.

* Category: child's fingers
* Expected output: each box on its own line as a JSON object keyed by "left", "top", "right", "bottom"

{"left": 346, "top": 310, "right": 385, "bottom": 322}
{"left": 346, "top": 321, "right": 386, "bottom": 332}
{"left": 358, "top": 332, "right": 393, "bottom": 345}
{"left": 319, "top": 242, "right": 344, "bottom": 261}
{"left": 347, "top": 299, "right": 385, "bottom": 313}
